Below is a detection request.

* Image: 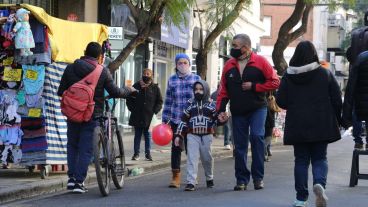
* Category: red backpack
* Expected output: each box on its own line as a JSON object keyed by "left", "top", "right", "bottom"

{"left": 61, "top": 64, "right": 103, "bottom": 123}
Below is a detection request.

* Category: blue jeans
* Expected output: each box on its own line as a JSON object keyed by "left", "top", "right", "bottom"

{"left": 293, "top": 143, "right": 328, "bottom": 201}
{"left": 133, "top": 127, "right": 151, "bottom": 155}
{"left": 232, "top": 107, "right": 267, "bottom": 185}
{"left": 67, "top": 120, "right": 98, "bottom": 183}
{"left": 352, "top": 111, "right": 367, "bottom": 144}
{"left": 224, "top": 116, "right": 233, "bottom": 146}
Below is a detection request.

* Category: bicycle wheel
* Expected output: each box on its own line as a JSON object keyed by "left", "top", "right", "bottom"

{"left": 93, "top": 126, "right": 110, "bottom": 196}
{"left": 111, "top": 124, "right": 126, "bottom": 189}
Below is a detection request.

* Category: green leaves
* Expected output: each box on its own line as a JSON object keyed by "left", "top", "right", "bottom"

{"left": 163, "top": 0, "right": 195, "bottom": 28}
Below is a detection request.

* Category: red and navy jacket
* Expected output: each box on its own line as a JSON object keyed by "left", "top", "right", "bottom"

{"left": 216, "top": 52, "right": 280, "bottom": 116}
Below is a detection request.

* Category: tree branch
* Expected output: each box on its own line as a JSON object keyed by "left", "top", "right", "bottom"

{"left": 290, "top": 4, "right": 313, "bottom": 41}
{"left": 123, "top": 0, "right": 139, "bottom": 21}
{"left": 195, "top": 1, "right": 204, "bottom": 50}
{"left": 278, "top": 0, "right": 306, "bottom": 36}
{"left": 203, "top": 0, "right": 247, "bottom": 52}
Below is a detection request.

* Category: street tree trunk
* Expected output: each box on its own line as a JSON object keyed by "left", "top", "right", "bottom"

{"left": 272, "top": 0, "right": 313, "bottom": 75}
{"left": 195, "top": 0, "right": 249, "bottom": 80}
{"left": 107, "top": 0, "right": 166, "bottom": 73}
{"left": 196, "top": 49, "right": 208, "bottom": 79}
{"left": 107, "top": 34, "right": 146, "bottom": 74}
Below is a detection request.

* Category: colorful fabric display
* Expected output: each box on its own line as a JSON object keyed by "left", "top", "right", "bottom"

{"left": 19, "top": 150, "right": 46, "bottom": 166}
{"left": 1, "top": 145, "right": 11, "bottom": 165}
{"left": 25, "top": 89, "right": 43, "bottom": 108}
{"left": 21, "top": 136, "right": 47, "bottom": 153}
{"left": 11, "top": 147, "right": 22, "bottom": 164}
{"left": 0, "top": 124, "right": 22, "bottom": 146}
{"left": 16, "top": 89, "right": 26, "bottom": 106}
{"left": 22, "top": 65, "right": 45, "bottom": 95}
{"left": 22, "top": 126, "right": 46, "bottom": 139}
{"left": 21, "top": 117, "right": 45, "bottom": 130}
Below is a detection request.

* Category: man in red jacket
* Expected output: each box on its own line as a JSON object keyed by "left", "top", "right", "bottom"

{"left": 216, "top": 34, "right": 280, "bottom": 191}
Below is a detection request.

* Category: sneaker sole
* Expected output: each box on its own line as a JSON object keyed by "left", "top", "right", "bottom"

{"left": 67, "top": 184, "right": 75, "bottom": 190}
{"left": 313, "top": 184, "right": 327, "bottom": 207}
{"left": 184, "top": 188, "right": 195, "bottom": 191}
{"left": 72, "top": 189, "right": 87, "bottom": 194}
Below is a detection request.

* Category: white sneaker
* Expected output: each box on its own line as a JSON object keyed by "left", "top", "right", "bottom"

{"left": 313, "top": 184, "right": 328, "bottom": 207}
{"left": 224, "top": 145, "right": 232, "bottom": 150}
{"left": 293, "top": 200, "right": 307, "bottom": 207}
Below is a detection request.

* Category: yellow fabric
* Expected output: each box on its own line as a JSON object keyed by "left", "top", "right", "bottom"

{"left": 0, "top": 4, "right": 108, "bottom": 63}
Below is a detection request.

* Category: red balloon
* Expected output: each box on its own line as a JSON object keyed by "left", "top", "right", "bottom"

{"left": 152, "top": 123, "right": 173, "bottom": 146}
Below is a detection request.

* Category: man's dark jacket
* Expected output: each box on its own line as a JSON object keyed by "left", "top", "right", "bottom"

{"left": 343, "top": 51, "right": 368, "bottom": 125}
{"left": 57, "top": 56, "right": 131, "bottom": 118}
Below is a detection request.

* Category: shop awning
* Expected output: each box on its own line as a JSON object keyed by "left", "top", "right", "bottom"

{"left": 0, "top": 4, "right": 108, "bottom": 63}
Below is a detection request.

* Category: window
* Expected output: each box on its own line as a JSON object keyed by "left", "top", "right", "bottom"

{"left": 263, "top": 16, "right": 271, "bottom": 37}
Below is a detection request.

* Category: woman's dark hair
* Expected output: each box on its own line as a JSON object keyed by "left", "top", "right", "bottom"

{"left": 289, "top": 41, "right": 319, "bottom": 67}
{"left": 84, "top": 42, "right": 102, "bottom": 58}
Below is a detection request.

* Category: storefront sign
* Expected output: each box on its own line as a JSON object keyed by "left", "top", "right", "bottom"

{"left": 161, "top": 21, "right": 189, "bottom": 49}
{"left": 108, "top": 27, "right": 123, "bottom": 40}
{"left": 3, "top": 67, "right": 22, "bottom": 81}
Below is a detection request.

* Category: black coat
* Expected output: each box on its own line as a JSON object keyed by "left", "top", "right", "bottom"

{"left": 343, "top": 51, "right": 368, "bottom": 125}
{"left": 57, "top": 56, "right": 131, "bottom": 118}
{"left": 126, "top": 81, "right": 163, "bottom": 128}
{"left": 276, "top": 63, "right": 342, "bottom": 145}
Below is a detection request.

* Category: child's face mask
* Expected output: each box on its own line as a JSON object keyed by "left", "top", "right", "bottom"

{"left": 194, "top": 84, "right": 204, "bottom": 101}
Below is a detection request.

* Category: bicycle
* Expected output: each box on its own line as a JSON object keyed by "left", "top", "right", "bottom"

{"left": 93, "top": 97, "right": 126, "bottom": 196}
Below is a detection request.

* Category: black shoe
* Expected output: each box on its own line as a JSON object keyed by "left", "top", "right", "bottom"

{"left": 267, "top": 148, "right": 272, "bottom": 156}
{"left": 254, "top": 180, "right": 264, "bottom": 190}
{"left": 184, "top": 184, "right": 195, "bottom": 191}
{"left": 131, "top": 154, "right": 140, "bottom": 161}
{"left": 354, "top": 143, "right": 364, "bottom": 150}
{"left": 206, "top": 180, "right": 214, "bottom": 188}
{"left": 67, "top": 178, "right": 76, "bottom": 190}
{"left": 233, "top": 184, "right": 247, "bottom": 191}
{"left": 264, "top": 155, "right": 271, "bottom": 162}
{"left": 72, "top": 183, "right": 88, "bottom": 193}
{"left": 145, "top": 153, "right": 153, "bottom": 161}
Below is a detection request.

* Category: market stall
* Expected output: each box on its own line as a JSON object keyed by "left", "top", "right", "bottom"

{"left": 0, "top": 4, "right": 108, "bottom": 178}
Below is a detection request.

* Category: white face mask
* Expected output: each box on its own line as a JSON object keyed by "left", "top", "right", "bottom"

{"left": 177, "top": 65, "right": 190, "bottom": 75}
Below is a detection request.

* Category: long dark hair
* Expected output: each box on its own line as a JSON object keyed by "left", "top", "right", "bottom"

{"left": 289, "top": 41, "right": 319, "bottom": 67}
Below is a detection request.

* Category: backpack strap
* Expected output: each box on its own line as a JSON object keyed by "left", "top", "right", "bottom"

{"left": 79, "top": 64, "right": 103, "bottom": 88}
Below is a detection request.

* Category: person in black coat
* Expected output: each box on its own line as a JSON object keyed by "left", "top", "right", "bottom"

{"left": 276, "top": 41, "right": 342, "bottom": 207}
{"left": 342, "top": 51, "right": 368, "bottom": 150}
{"left": 127, "top": 69, "right": 163, "bottom": 161}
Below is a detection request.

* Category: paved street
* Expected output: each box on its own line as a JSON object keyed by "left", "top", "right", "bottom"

{"left": 5, "top": 136, "right": 368, "bottom": 207}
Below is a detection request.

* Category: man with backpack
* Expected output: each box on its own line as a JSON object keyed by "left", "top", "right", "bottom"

{"left": 57, "top": 42, "right": 135, "bottom": 193}
{"left": 343, "top": 11, "right": 368, "bottom": 150}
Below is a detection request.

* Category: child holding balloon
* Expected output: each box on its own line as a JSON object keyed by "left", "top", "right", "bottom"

{"left": 174, "top": 80, "right": 228, "bottom": 191}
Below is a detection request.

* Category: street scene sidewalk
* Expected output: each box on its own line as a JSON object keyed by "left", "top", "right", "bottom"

{"left": 0, "top": 132, "right": 277, "bottom": 204}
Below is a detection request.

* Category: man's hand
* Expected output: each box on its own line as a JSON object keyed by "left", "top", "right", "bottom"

{"left": 241, "top": 82, "right": 252, "bottom": 91}
{"left": 218, "top": 112, "right": 229, "bottom": 123}
{"left": 128, "top": 86, "right": 138, "bottom": 93}
{"left": 174, "top": 136, "right": 180, "bottom": 147}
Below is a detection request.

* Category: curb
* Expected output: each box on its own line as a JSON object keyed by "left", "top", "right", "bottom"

{"left": 0, "top": 149, "right": 234, "bottom": 204}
